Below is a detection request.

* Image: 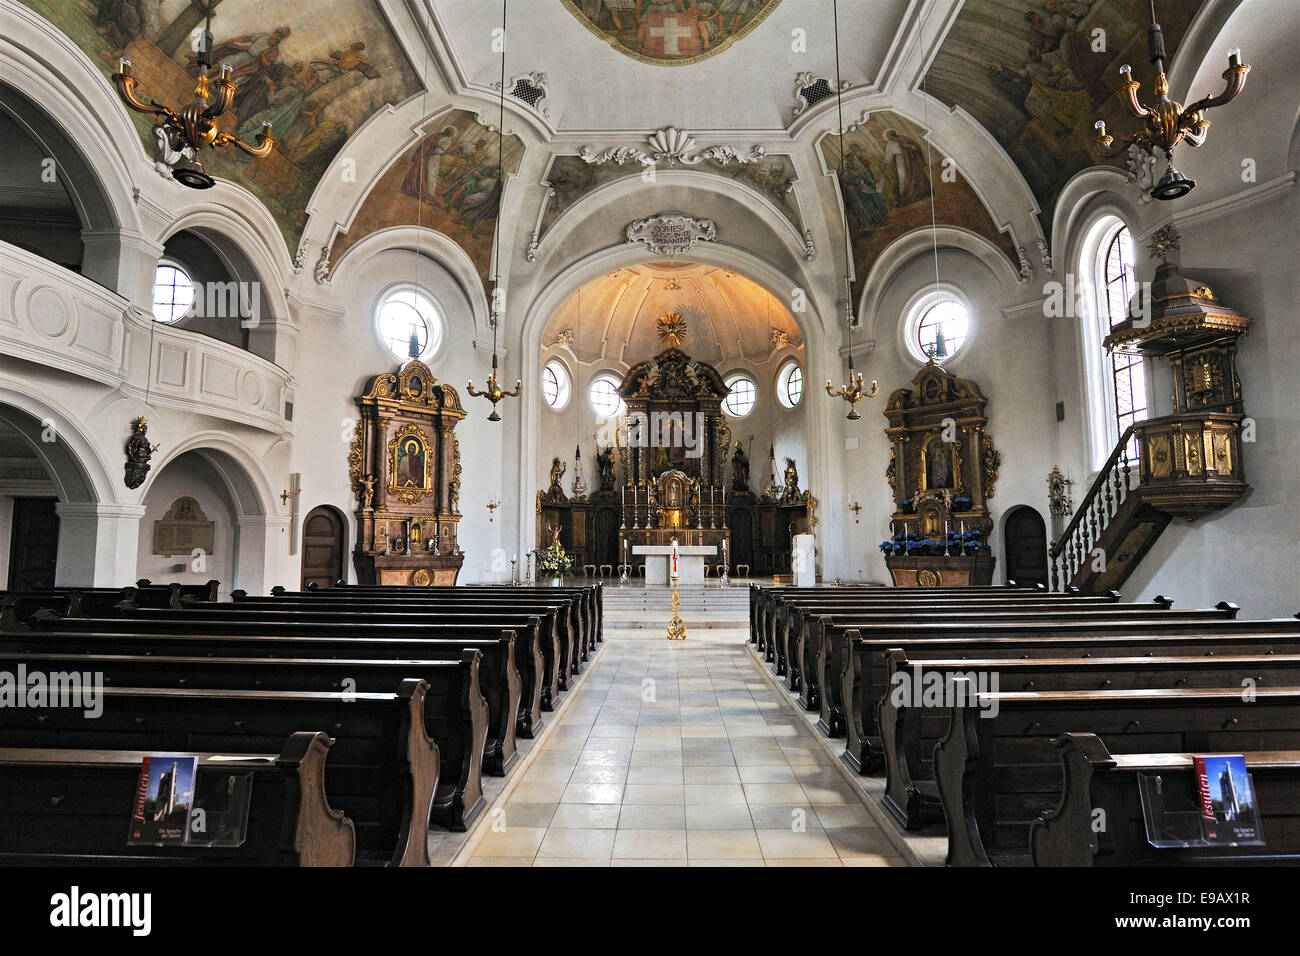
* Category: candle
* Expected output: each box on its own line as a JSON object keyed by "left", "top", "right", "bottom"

{"left": 672, "top": 538, "right": 679, "bottom": 577}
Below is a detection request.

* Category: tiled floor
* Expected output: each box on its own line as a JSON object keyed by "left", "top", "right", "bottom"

{"left": 465, "top": 624, "right": 907, "bottom": 867}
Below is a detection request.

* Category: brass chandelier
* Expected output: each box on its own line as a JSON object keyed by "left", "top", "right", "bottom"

{"left": 1092, "top": 0, "right": 1249, "bottom": 201}
{"left": 466, "top": 0, "right": 522, "bottom": 421}
{"left": 824, "top": 0, "right": 878, "bottom": 421}
{"left": 111, "top": 8, "right": 274, "bottom": 189}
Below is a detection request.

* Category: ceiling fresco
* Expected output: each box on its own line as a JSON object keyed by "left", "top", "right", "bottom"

{"left": 22, "top": 0, "right": 423, "bottom": 252}
{"left": 560, "top": 0, "right": 781, "bottom": 65}
{"left": 924, "top": 0, "right": 1205, "bottom": 236}
{"left": 818, "top": 110, "right": 1019, "bottom": 292}
{"left": 328, "top": 108, "right": 526, "bottom": 295}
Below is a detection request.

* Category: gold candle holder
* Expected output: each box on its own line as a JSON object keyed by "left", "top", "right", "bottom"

{"left": 665, "top": 572, "right": 687, "bottom": 641}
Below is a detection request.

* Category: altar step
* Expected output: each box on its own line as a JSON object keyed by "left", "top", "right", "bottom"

{"left": 603, "top": 587, "right": 750, "bottom": 629}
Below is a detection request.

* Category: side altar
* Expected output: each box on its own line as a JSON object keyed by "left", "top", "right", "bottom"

{"left": 348, "top": 348, "right": 466, "bottom": 586}
{"left": 881, "top": 358, "right": 999, "bottom": 587}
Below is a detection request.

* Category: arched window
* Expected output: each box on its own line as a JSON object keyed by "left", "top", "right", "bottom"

{"left": 588, "top": 374, "right": 624, "bottom": 418}
{"left": 152, "top": 261, "right": 195, "bottom": 324}
{"left": 724, "top": 374, "right": 757, "bottom": 417}
{"left": 375, "top": 286, "right": 444, "bottom": 362}
{"left": 777, "top": 361, "right": 803, "bottom": 408}
{"left": 1101, "top": 224, "right": 1148, "bottom": 456}
{"left": 542, "top": 359, "right": 572, "bottom": 410}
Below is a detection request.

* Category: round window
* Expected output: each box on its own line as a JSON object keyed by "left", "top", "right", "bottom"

{"left": 589, "top": 375, "right": 624, "bottom": 418}
{"left": 777, "top": 361, "right": 803, "bottom": 408}
{"left": 152, "top": 262, "right": 195, "bottom": 323}
{"left": 542, "top": 359, "right": 572, "bottom": 410}
{"left": 914, "top": 298, "right": 970, "bottom": 361}
{"left": 724, "top": 374, "right": 757, "bottom": 417}
{"left": 375, "top": 287, "right": 444, "bottom": 362}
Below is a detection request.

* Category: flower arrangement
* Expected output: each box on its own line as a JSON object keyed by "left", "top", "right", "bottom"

{"left": 536, "top": 541, "right": 573, "bottom": 580}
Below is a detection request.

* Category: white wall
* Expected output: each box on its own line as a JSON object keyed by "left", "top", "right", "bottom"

{"left": 137, "top": 453, "right": 236, "bottom": 597}
{"left": 0, "top": 494, "right": 12, "bottom": 589}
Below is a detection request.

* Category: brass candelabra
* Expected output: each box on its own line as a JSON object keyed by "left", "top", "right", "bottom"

{"left": 1092, "top": 7, "right": 1249, "bottom": 201}
{"left": 110, "top": 11, "right": 274, "bottom": 189}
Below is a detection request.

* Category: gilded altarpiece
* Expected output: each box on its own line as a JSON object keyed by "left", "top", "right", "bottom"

{"left": 350, "top": 357, "right": 465, "bottom": 586}
{"left": 883, "top": 359, "right": 998, "bottom": 587}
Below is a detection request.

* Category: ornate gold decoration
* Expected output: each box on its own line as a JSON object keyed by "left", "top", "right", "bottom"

{"left": 387, "top": 423, "right": 434, "bottom": 504}
{"left": 410, "top": 569, "right": 432, "bottom": 587}
{"left": 1147, "top": 224, "right": 1181, "bottom": 263}
{"left": 916, "top": 568, "right": 940, "bottom": 588}
{"left": 981, "top": 433, "right": 1000, "bottom": 499}
{"left": 466, "top": 352, "right": 522, "bottom": 421}
{"left": 665, "top": 570, "right": 687, "bottom": 641}
{"left": 656, "top": 311, "right": 689, "bottom": 348}
{"left": 111, "top": 9, "right": 273, "bottom": 189}
{"left": 825, "top": 362, "right": 878, "bottom": 420}
{"left": 1092, "top": 13, "right": 1249, "bottom": 200}
{"left": 449, "top": 435, "right": 462, "bottom": 514}
{"left": 886, "top": 448, "right": 896, "bottom": 491}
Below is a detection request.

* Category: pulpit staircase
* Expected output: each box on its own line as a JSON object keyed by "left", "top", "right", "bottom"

{"left": 1049, "top": 414, "right": 1248, "bottom": 594}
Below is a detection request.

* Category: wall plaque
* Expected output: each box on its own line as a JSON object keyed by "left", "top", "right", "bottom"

{"left": 153, "top": 496, "right": 216, "bottom": 556}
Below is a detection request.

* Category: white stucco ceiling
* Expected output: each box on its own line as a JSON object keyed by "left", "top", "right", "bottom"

{"left": 427, "top": 0, "right": 912, "bottom": 133}
{"left": 541, "top": 261, "right": 803, "bottom": 367}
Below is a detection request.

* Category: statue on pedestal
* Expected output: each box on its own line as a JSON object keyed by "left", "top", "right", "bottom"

{"left": 597, "top": 446, "right": 617, "bottom": 493}
{"left": 730, "top": 441, "right": 750, "bottom": 493}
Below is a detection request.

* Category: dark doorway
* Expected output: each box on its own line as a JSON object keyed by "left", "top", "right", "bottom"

{"left": 729, "top": 507, "right": 754, "bottom": 570}
{"left": 7, "top": 497, "right": 60, "bottom": 591}
{"left": 301, "top": 506, "right": 345, "bottom": 589}
{"left": 1004, "top": 505, "right": 1048, "bottom": 588}
{"left": 593, "top": 506, "right": 619, "bottom": 568}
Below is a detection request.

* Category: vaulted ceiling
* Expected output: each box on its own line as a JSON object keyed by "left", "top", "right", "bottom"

{"left": 21, "top": 0, "right": 1213, "bottom": 264}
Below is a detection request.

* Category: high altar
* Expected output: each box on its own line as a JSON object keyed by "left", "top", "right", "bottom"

{"left": 882, "top": 358, "right": 999, "bottom": 587}
{"left": 348, "top": 352, "right": 466, "bottom": 586}
{"left": 616, "top": 347, "right": 731, "bottom": 563}
{"left": 536, "top": 344, "right": 818, "bottom": 578}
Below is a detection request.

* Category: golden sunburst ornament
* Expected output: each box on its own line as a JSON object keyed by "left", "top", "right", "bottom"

{"left": 657, "top": 311, "right": 688, "bottom": 348}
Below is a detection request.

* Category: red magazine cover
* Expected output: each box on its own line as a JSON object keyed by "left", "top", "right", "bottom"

{"left": 1192, "top": 755, "right": 1219, "bottom": 841}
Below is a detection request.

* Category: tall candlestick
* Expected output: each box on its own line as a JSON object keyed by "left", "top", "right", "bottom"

{"left": 671, "top": 538, "right": 679, "bottom": 578}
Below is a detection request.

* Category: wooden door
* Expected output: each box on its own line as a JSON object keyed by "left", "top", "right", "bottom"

{"left": 593, "top": 506, "right": 619, "bottom": 568}
{"left": 7, "top": 497, "right": 59, "bottom": 591}
{"left": 301, "top": 506, "right": 345, "bottom": 590}
{"left": 728, "top": 507, "right": 753, "bottom": 569}
{"left": 1004, "top": 505, "right": 1048, "bottom": 588}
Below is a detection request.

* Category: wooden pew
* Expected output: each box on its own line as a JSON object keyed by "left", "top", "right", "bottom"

{"left": 0, "top": 580, "right": 220, "bottom": 622}
{"left": 879, "top": 648, "right": 1300, "bottom": 828}
{"left": 836, "top": 610, "right": 1296, "bottom": 770}
{"left": 245, "top": 590, "right": 575, "bottom": 707}
{"left": 0, "top": 732, "right": 355, "bottom": 866}
{"left": 105, "top": 605, "right": 546, "bottom": 747}
{"left": 787, "top": 596, "right": 1173, "bottom": 708}
{"left": 759, "top": 588, "right": 1127, "bottom": 670}
{"left": 0, "top": 648, "right": 489, "bottom": 831}
{"left": 1029, "top": 733, "right": 1300, "bottom": 866}
{"left": 933, "top": 680, "right": 1300, "bottom": 866}
{"left": 807, "top": 603, "right": 1230, "bottom": 737}
{"left": 332, "top": 582, "right": 604, "bottom": 657}
{"left": 18, "top": 617, "right": 525, "bottom": 777}
{"left": 747, "top": 583, "right": 1059, "bottom": 652}
{"left": 0, "top": 680, "right": 439, "bottom": 867}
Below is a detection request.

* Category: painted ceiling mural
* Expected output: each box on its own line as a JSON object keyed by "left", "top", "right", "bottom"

{"left": 560, "top": 0, "right": 781, "bottom": 65}
{"left": 22, "top": 0, "right": 423, "bottom": 252}
{"left": 539, "top": 152, "right": 803, "bottom": 240}
{"left": 925, "top": 0, "right": 1204, "bottom": 236}
{"left": 818, "top": 111, "right": 1019, "bottom": 291}
{"left": 328, "top": 108, "right": 526, "bottom": 295}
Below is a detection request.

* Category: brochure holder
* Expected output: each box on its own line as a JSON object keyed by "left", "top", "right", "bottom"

{"left": 186, "top": 768, "right": 254, "bottom": 848}
{"left": 1138, "top": 769, "right": 1265, "bottom": 849}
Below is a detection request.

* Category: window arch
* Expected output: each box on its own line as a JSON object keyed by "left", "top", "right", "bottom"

{"left": 152, "top": 261, "right": 195, "bottom": 324}
{"left": 1079, "top": 215, "right": 1150, "bottom": 464}
{"left": 723, "top": 373, "right": 757, "bottom": 418}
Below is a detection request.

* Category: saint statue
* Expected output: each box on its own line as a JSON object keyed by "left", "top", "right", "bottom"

{"left": 597, "top": 446, "right": 617, "bottom": 493}
{"left": 548, "top": 457, "right": 566, "bottom": 496}
{"left": 730, "top": 441, "right": 750, "bottom": 493}
{"left": 780, "top": 457, "right": 800, "bottom": 503}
